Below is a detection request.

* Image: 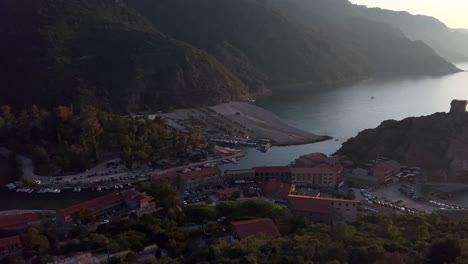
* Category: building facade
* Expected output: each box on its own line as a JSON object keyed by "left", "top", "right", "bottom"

{"left": 231, "top": 218, "right": 281, "bottom": 240}
{"left": 253, "top": 166, "right": 291, "bottom": 183}
{"left": 178, "top": 167, "right": 223, "bottom": 191}
{"left": 287, "top": 194, "right": 359, "bottom": 223}
{"left": 290, "top": 164, "right": 344, "bottom": 187}
{"left": 0, "top": 235, "right": 22, "bottom": 260}
{"left": 224, "top": 169, "right": 256, "bottom": 184}
{"left": 371, "top": 160, "right": 401, "bottom": 184}
{"left": 57, "top": 189, "right": 154, "bottom": 223}
{"left": 0, "top": 213, "right": 40, "bottom": 235}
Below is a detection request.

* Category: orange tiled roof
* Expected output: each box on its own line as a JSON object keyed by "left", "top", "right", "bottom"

{"left": 216, "top": 187, "right": 240, "bottom": 196}
{"left": 253, "top": 166, "right": 290, "bottom": 174}
{"left": 63, "top": 193, "right": 122, "bottom": 218}
{"left": 290, "top": 163, "right": 343, "bottom": 174}
{"left": 0, "top": 235, "right": 21, "bottom": 248}
{"left": 263, "top": 181, "right": 294, "bottom": 200}
{"left": 0, "top": 213, "right": 39, "bottom": 229}
{"left": 232, "top": 218, "right": 281, "bottom": 240}
{"left": 123, "top": 189, "right": 152, "bottom": 204}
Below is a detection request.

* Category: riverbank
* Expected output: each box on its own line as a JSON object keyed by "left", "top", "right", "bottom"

{"left": 162, "top": 102, "right": 330, "bottom": 146}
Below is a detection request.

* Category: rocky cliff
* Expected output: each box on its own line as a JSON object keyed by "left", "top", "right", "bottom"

{"left": 336, "top": 101, "right": 468, "bottom": 182}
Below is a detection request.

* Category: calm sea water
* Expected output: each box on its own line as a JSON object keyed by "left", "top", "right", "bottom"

{"left": 220, "top": 62, "right": 468, "bottom": 171}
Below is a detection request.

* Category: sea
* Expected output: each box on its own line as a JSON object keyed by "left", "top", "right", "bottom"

{"left": 219, "top": 62, "right": 468, "bottom": 171}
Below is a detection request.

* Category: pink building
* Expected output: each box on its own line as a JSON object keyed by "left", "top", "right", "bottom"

{"left": 287, "top": 194, "right": 359, "bottom": 223}
{"left": 290, "top": 164, "right": 344, "bottom": 187}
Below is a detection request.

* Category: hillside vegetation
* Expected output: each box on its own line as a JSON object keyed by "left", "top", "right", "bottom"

{"left": 0, "top": 0, "right": 461, "bottom": 113}
{"left": 0, "top": 0, "right": 249, "bottom": 113}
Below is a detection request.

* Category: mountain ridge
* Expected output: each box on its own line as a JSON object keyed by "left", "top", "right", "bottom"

{"left": 0, "top": 0, "right": 462, "bottom": 113}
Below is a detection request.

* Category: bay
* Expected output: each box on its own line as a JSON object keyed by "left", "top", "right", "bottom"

{"left": 220, "top": 62, "right": 468, "bottom": 171}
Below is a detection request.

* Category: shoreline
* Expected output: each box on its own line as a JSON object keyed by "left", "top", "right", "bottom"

{"left": 271, "top": 135, "right": 333, "bottom": 147}
{"left": 160, "top": 102, "right": 330, "bottom": 148}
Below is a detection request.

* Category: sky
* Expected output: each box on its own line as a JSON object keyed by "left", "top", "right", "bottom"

{"left": 349, "top": 0, "right": 468, "bottom": 29}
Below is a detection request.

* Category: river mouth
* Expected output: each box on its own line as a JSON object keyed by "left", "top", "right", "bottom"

{"left": 220, "top": 62, "right": 468, "bottom": 171}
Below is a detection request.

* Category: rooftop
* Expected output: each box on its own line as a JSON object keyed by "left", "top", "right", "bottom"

{"left": 123, "top": 189, "right": 152, "bottom": 204}
{"left": 224, "top": 169, "right": 255, "bottom": 175}
{"left": 0, "top": 213, "right": 39, "bottom": 229}
{"left": 62, "top": 193, "right": 122, "bottom": 218}
{"left": 263, "top": 181, "right": 294, "bottom": 200}
{"left": 253, "top": 166, "right": 290, "bottom": 174}
{"left": 0, "top": 235, "right": 21, "bottom": 248}
{"left": 290, "top": 163, "right": 343, "bottom": 174}
{"left": 231, "top": 218, "right": 281, "bottom": 240}
{"left": 287, "top": 195, "right": 358, "bottom": 214}
{"left": 217, "top": 187, "right": 241, "bottom": 196}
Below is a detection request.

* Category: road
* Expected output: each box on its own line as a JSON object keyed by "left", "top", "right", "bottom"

{"left": 1, "top": 147, "right": 244, "bottom": 189}
{"left": 367, "top": 183, "right": 441, "bottom": 213}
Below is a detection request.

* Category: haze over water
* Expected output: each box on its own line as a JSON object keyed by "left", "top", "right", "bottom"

{"left": 220, "top": 62, "right": 468, "bottom": 171}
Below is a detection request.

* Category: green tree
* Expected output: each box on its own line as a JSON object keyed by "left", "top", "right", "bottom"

{"left": 151, "top": 180, "right": 179, "bottom": 210}
{"left": 188, "top": 126, "right": 203, "bottom": 149}
{"left": 377, "top": 218, "right": 399, "bottom": 239}
{"left": 184, "top": 204, "right": 218, "bottom": 224}
{"left": 0, "top": 105, "right": 16, "bottom": 130}
{"left": 404, "top": 215, "right": 430, "bottom": 242}
{"left": 89, "top": 233, "right": 110, "bottom": 249}
{"left": 22, "top": 227, "right": 51, "bottom": 255}
{"left": 426, "top": 238, "right": 461, "bottom": 264}
{"left": 73, "top": 209, "right": 96, "bottom": 225}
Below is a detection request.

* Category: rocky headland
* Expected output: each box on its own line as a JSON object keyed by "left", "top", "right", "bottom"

{"left": 336, "top": 100, "right": 468, "bottom": 182}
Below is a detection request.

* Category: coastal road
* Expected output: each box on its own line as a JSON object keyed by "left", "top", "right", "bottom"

{"left": 1, "top": 147, "right": 244, "bottom": 188}
{"left": 369, "top": 183, "right": 441, "bottom": 213}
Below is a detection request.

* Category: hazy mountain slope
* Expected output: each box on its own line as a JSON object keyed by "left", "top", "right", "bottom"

{"left": 358, "top": 7, "right": 468, "bottom": 63}
{"left": 127, "top": 0, "right": 371, "bottom": 91}
{"left": 271, "top": 0, "right": 460, "bottom": 76}
{"left": 0, "top": 0, "right": 249, "bottom": 113}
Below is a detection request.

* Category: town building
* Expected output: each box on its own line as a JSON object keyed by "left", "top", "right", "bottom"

{"left": 123, "top": 189, "right": 155, "bottom": 209}
{"left": 0, "top": 235, "right": 22, "bottom": 261}
{"left": 346, "top": 173, "right": 379, "bottom": 188}
{"left": 216, "top": 187, "right": 241, "bottom": 200}
{"left": 51, "top": 253, "right": 97, "bottom": 264}
{"left": 253, "top": 166, "right": 291, "bottom": 183}
{"left": 293, "top": 153, "right": 340, "bottom": 168}
{"left": 371, "top": 160, "right": 401, "bottom": 184}
{"left": 224, "top": 169, "right": 255, "bottom": 184}
{"left": 178, "top": 167, "right": 223, "bottom": 191}
{"left": 262, "top": 181, "right": 295, "bottom": 201}
{"left": 290, "top": 164, "right": 344, "bottom": 187}
{"left": 56, "top": 189, "right": 154, "bottom": 223}
{"left": 231, "top": 218, "right": 281, "bottom": 240}
{"left": 0, "top": 213, "right": 40, "bottom": 235}
{"left": 151, "top": 171, "right": 179, "bottom": 186}
{"left": 287, "top": 194, "right": 359, "bottom": 223}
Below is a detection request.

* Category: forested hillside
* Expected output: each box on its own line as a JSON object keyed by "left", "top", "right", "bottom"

{"left": 128, "top": 0, "right": 371, "bottom": 91}
{"left": 0, "top": 0, "right": 460, "bottom": 113}
{"left": 0, "top": 0, "right": 249, "bottom": 113}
